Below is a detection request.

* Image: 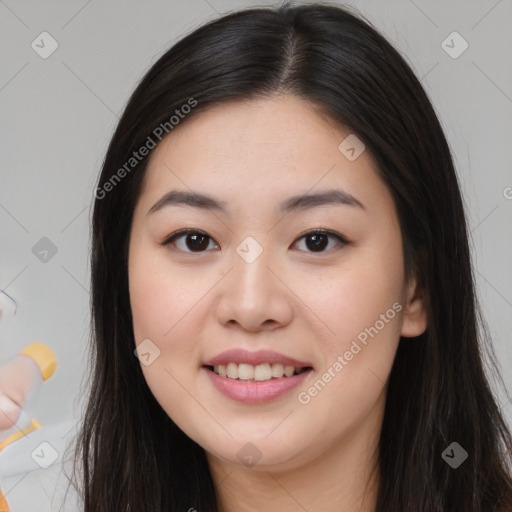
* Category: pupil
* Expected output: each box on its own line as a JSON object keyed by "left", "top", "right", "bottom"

{"left": 186, "top": 234, "right": 209, "bottom": 251}
{"left": 306, "top": 234, "right": 327, "bottom": 251}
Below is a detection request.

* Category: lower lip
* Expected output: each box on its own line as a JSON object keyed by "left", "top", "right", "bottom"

{"left": 202, "top": 366, "right": 312, "bottom": 404}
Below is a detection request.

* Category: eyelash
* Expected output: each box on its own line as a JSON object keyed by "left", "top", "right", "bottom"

{"left": 161, "top": 228, "right": 349, "bottom": 255}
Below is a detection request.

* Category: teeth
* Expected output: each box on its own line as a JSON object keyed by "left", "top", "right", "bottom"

{"left": 238, "top": 363, "right": 254, "bottom": 380}
{"left": 212, "top": 363, "right": 306, "bottom": 381}
{"left": 254, "top": 363, "right": 272, "bottom": 381}
{"left": 226, "top": 362, "right": 238, "bottom": 379}
{"left": 284, "top": 365, "right": 295, "bottom": 377}
{"left": 271, "top": 363, "right": 284, "bottom": 378}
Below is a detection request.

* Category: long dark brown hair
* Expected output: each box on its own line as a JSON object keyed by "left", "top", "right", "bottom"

{"left": 69, "top": 2, "right": 512, "bottom": 510}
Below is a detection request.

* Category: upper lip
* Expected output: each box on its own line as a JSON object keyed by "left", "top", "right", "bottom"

{"left": 203, "top": 349, "right": 313, "bottom": 369}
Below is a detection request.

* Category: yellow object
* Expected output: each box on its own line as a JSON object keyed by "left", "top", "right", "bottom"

{"left": 0, "top": 417, "right": 42, "bottom": 452}
{"left": 19, "top": 342, "right": 57, "bottom": 381}
{"left": 0, "top": 342, "right": 56, "bottom": 511}
{"left": 0, "top": 411, "right": 43, "bottom": 512}
{"left": 0, "top": 487, "right": 9, "bottom": 512}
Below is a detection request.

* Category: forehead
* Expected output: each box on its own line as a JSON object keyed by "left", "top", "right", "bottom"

{"left": 138, "top": 94, "right": 389, "bottom": 216}
{"left": 150, "top": 94, "right": 357, "bottom": 171}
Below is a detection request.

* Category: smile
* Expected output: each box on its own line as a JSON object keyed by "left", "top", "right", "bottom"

{"left": 202, "top": 365, "right": 313, "bottom": 404}
{"left": 208, "top": 362, "right": 310, "bottom": 381}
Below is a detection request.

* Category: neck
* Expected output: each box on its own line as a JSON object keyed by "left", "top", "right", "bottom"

{"left": 206, "top": 404, "right": 383, "bottom": 512}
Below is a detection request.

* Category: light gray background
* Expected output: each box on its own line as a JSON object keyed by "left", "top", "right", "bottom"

{"left": 0, "top": 0, "right": 511, "bottom": 505}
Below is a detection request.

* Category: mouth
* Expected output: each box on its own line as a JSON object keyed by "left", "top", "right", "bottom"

{"left": 202, "top": 364, "right": 313, "bottom": 404}
{"left": 203, "top": 363, "right": 313, "bottom": 381}
{"left": 201, "top": 349, "right": 314, "bottom": 404}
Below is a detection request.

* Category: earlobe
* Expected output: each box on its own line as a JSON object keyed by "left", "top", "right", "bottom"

{"left": 400, "top": 275, "right": 428, "bottom": 338}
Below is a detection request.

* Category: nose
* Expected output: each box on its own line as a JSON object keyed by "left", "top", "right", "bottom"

{"left": 214, "top": 245, "right": 294, "bottom": 333}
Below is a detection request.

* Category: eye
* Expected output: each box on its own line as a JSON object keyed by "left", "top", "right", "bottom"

{"left": 162, "top": 229, "right": 219, "bottom": 253}
{"left": 291, "top": 229, "right": 348, "bottom": 253}
{"left": 162, "top": 228, "right": 348, "bottom": 254}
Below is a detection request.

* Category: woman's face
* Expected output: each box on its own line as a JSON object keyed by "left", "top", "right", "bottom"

{"left": 128, "top": 94, "right": 426, "bottom": 472}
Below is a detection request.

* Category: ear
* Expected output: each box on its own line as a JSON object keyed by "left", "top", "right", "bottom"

{"left": 401, "top": 275, "right": 428, "bottom": 338}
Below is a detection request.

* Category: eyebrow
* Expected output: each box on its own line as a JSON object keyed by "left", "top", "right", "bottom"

{"left": 146, "top": 188, "right": 365, "bottom": 216}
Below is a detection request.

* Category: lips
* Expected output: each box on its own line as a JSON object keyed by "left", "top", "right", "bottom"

{"left": 202, "top": 349, "right": 313, "bottom": 369}
{"left": 201, "top": 349, "right": 314, "bottom": 403}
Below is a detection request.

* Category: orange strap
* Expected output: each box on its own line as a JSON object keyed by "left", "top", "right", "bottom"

{"left": 0, "top": 418, "right": 42, "bottom": 452}
{"left": 0, "top": 488, "right": 10, "bottom": 512}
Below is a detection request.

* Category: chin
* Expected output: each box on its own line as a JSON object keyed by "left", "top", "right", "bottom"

{"left": 202, "top": 434, "right": 311, "bottom": 472}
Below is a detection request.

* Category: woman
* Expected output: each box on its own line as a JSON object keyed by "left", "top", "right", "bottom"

{"left": 65, "top": 2, "right": 512, "bottom": 510}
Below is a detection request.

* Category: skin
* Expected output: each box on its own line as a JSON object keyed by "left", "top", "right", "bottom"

{"left": 128, "top": 94, "right": 427, "bottom": 512}
{"left": 0, "top": 355, "right": 41, "bottom": 429}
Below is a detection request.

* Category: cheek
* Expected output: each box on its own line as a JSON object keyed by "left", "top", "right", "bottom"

{"left": 291, "top": 260, "right": 403, "bottom": 442}
{"left": 301, "top": 253, "right": 403, "bottom": 343}
{"left": 129, "top": 270, "right": 170, "bottom": 344}
{"left": 129, "top": 248, "right": 207, "bottom": 431}
{"left": 129, "top": 243, "right": 207, "bottom": 343}
{"left": 297, "top": 232, "right": 405, "bottom": 389}
{"left": 128, "top": 243, "right": 216, "bottom": 393}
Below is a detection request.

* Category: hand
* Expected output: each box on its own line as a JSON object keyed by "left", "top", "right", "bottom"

{"left": 0, "top": 356, "right": 39, "bottom": 431}
{"left": 0, "top": 394, "right": 21, "bottom": 430}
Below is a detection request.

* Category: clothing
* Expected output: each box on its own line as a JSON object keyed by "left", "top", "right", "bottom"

{"left": 0, "top": 419, "right": 82, "bottom": 512}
